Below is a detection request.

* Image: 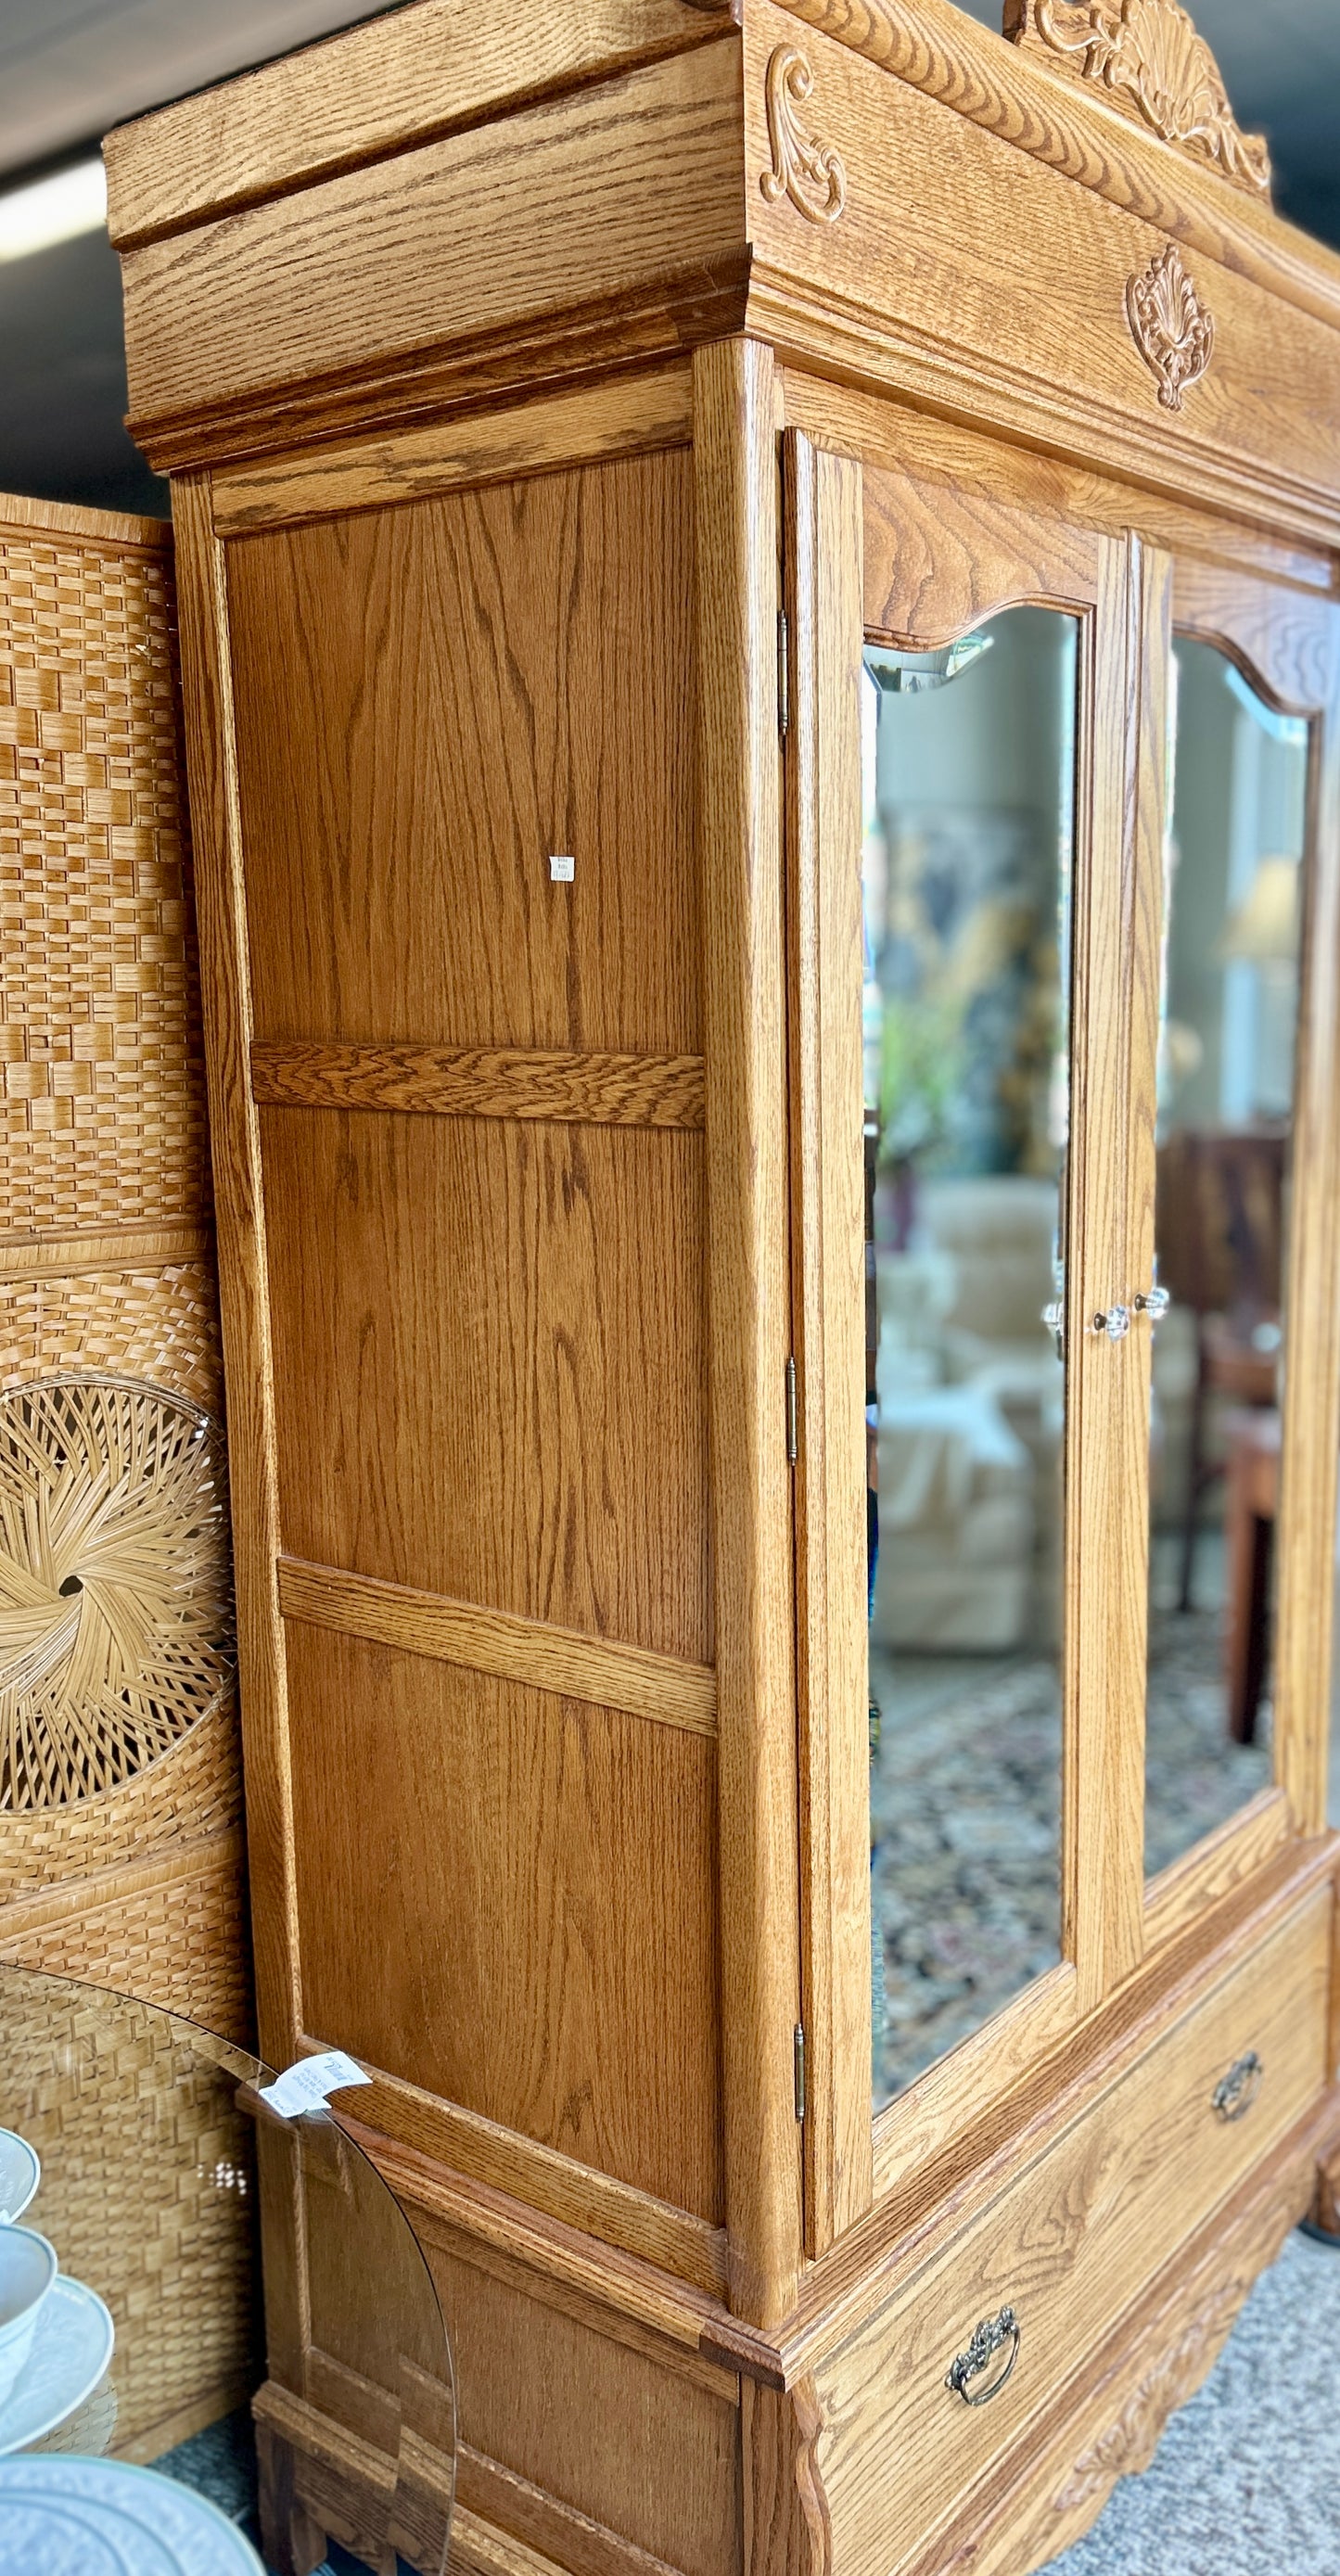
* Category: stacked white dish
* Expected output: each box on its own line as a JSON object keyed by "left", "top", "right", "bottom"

{"left": 0, "top": 2455, "right": 265, "bottom": 2571}
{"left": 0, "top": 2129, "right": 116, "bottom": 2455}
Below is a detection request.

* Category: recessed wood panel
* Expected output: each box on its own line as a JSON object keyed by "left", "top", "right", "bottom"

{"left": 286, "top": 1621, "right": 724, "bottom": 2222}
{"left": 414, "top": 2242, "right": 743, "bottom": 2576}
{"left": 260, "top": 1106, "right": 710, "bottom": 1664}
{"left": 225, "top": 451, "right": 699, "bottom": 1056}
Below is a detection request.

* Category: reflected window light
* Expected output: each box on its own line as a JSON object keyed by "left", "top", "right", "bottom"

{"left": 0, "top": 159, "right": 107, "bottom": 263}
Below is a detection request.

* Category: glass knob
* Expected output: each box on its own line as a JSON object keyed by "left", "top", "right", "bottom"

{"left": 1093, "top": 1306, "right": 1131, "bottom": 1342}
{"left": 1042, "top": 1300, "right": 1065, "bottom": 1359}
{"left": 1135, "top": 1284, "right": 1170, "bottom": 1323}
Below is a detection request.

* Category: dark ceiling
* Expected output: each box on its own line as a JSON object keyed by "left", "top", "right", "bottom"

{"left": 1, "top": 0, "right": 1336, "bottom": 522}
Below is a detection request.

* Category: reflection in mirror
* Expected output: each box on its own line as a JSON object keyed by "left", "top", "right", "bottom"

{"left": 863, "top": 608, "right": 1078, "bottom": 2111}
{"left": 1145, "top": 639, "right": 1309, "bottom": 1877}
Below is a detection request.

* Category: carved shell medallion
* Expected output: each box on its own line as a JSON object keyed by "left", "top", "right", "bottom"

{"left": 1126, "top": 242, "right": 1215, "bottom": 411}
{"left": 1009, "top": 0, "right": 1270, "bottom": 197}
{"left": 760, "top": 47, "right": 846, "bottom": 225}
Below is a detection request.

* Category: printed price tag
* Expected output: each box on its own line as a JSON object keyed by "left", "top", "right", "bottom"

{"left": 259, "top": 2049, "right": 371, "bottom": 2119}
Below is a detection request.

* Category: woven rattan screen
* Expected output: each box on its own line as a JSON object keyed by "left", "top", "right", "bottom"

{"left": 0, "top": 493, "right": 248, "bottom": 2043}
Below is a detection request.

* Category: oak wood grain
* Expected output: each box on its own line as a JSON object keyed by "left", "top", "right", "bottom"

{"left": 169, "top": 471, "right": 303, "bottom": 2065}
{"left": 908, "top": 2085, "right": 1338, "bottom": 2576}
{"left": 286, "top": 1620, "right": 723, "bottom": 2223}
{"left": 119, "top": 45, "right": 743, "bottom": 436}
{"left": 785, "top": 1838, "right": 1338, "bottom": 2381}
{"left": 343, "top": 2106, "right": 732, "bottom": 2327}
{"left": 106, "top": 2, "right": 736, "bottom": 250}
{"left": 783, "top": 370, "right": 1335, "bottom": 598}
{"left": 744, "top": 2, "right": 1340, "bottom": 552}
{"left": 251, "top": 1042, "right": 705, "bottom": 1130}
{"left": 211, "top": 368, "right": 694, "bottom": 534}
{"left": 1062, "top": 536, "right": 1165, "bottom": 2012}
{"left": 227, "top": 453, "right": 700, "bottom": 1058}
{"left": 813, "top": 1887, "right": 1330, "bottom": 2576}
{"left": 413, "top": 2237, "right": 744, "bottom": 2576}
{"left": 278, "top": 1555, "right": 717, "bottom": 1737}
{"left": 260, "top": 1106, "right": 710, "bottom": 1664}
{"left": 782, "top": 429, "right": 873, "bottom": 2259}
{"left": 1143, "top": 1788, "right": 1293, "bottom": 1955}
{"left": 695, "top": 338, "right": 803, "bottom": 2330}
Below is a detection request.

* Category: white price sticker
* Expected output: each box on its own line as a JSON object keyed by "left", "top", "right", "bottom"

{"left": 259, "top": 2049, "right": 371, "bottom": 2120}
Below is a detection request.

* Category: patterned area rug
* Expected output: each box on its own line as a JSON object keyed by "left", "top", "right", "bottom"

{"left": 871, "top": 1608, "right": 1272, "bottom": 2104}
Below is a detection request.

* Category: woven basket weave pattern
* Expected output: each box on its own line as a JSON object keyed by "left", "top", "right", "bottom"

{"left": 0, "top": 533, "right": 208, "bottom": 1236}
{"left": 5, "top": 1970, "right": 258, "bottom": 2457}
{"left": 0, "top": 502, "right": 248, "bottom": 2042}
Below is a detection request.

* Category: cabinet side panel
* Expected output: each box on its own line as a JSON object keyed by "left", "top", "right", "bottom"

{"left": 219, "top": 445, "right": 720, "bottom": 2230}
{"left": 414, "top": 2238, "right": 742, "bottom": 2576}
{"left": 259, "top": 1106, "right": 710, "bottom": 1665}
{"left": 226, "top": 453, "right": 701, "bottom": 1057}
{"left": 287, "top": 1625, "right": 723, "bottom": 2223}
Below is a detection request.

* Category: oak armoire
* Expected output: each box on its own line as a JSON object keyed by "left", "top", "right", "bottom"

{"left": 106, "top": 4, "right": 1340, "bottom": 2573}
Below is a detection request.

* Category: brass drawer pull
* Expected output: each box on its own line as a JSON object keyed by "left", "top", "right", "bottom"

{"left": 1212, "top": 2051, "right": 1263, "bottom": 2122}
{"left": 945, "top": 2306, "right": 1019, "bottom": 2405}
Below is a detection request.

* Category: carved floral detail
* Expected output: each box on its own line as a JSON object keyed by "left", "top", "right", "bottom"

{"left": 1054, "top": 2281, "right": 1242, "bottom": 2514}
{"left": 1008, "top": 0, "right": 1270, "bottom": 196}
{"left": 1125, "top": 242, "right": 1215, "bottom": 411}
{"left": 760, "top": 47, "right": 847, "bottom": 225}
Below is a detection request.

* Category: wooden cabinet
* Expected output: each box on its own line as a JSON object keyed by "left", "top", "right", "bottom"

{"left": 106, "top": 4, "right": 1340, "bottom": 2571}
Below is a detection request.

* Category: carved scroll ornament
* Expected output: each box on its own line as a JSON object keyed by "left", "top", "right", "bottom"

{"left": 1005, "top": 0, "right": 1271, "bottom": 197}
{"left": 1126, "top": 242, "right": 1215, "bottom": 411}
{"left": 760, "top": 47, "right": 847, "bottom": 225}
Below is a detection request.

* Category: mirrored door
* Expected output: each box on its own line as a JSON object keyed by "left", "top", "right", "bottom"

{"left": 861, "top": 607, "right": 1080, "bottom": 2108}
{"left": 1145, "top": 637, "right": 1312, "bottom": 1875}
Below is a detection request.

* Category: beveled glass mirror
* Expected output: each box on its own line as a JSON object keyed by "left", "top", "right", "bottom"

{"left": 1145, "top": 637, "right": 1310, "bottom": 1877}
{"left": 862, "top": 606, "right": 1078, "bottom": 2107}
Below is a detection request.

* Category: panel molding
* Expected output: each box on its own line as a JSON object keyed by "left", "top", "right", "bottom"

{"left": 251, "top": 1042, "right": 705, "bottom": 1130}
{"left": 332, "top": 2080, "right": 732, "bottom": 2305}
{"left": 212, "top": 367, "right": 694, "bottom": 533}
{"left": 278, "top": 1555, "right": 718, "bottom": 1737}
{"left": 170, "top": 474, "right": 305, "bottom": 2063}
{"left": 783, "top": 427, "right": 874, "bottom": 2259}
{"left": 694, "top": 337, "right": 805, "bottom": 2331}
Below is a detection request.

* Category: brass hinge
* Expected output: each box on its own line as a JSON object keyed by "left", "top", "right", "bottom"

{"left": 794, "top": 2023, "right": 806, "bottom": 2123}
{"left": 785, "top": 1356, "right": 798, "bottom": 1465}
{"left": 777, "top": 609, "right": 789, "bottom": 739}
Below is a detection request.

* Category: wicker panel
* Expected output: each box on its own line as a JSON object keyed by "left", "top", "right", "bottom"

{"left": 2, "top": 1970, "right": 259, "bottom": 2455}
{"left": 0, "top": 1260, "right": 223, "bottom": 1412}
{"left": 0, "top": 1375, "right": 235, "bottom": 1809}
{"left": 0, "top": 1847, "right": 253, "bottom": 2044}
{"left": 0, "top": 1693, "right": 241, "bottom": 1901}
{"left": 0, "top": 532, "right": 208, "bottom": 1239}
{"left": 0, "top": 498, "right": 249, "bottom": 2037}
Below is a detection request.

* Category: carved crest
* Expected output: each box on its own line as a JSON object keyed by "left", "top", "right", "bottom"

{"left": 1126, "top": 242, "right": 1215, "bottom": 411}
{"left": 760, "top": 47, "right": 847, "bottom": 225}
{"left": 1004, "top": 0, "right": 1271, "bottom": 196}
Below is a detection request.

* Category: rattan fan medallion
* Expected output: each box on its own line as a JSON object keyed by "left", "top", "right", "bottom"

{"left": 0, "top": 1377, "right": 235, "bottom": 1811}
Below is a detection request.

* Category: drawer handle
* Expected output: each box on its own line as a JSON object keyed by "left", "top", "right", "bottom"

{"left": 1212, "top": 2051, "right": 1264, "bottom": 2123}
{"left": 945, "top": 2306, "right": 1019, "bottom": 2406}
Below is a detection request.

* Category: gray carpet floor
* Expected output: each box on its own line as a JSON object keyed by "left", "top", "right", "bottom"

{"left": 1048, "top": 2227, "right": 1340, "bottom": 2573}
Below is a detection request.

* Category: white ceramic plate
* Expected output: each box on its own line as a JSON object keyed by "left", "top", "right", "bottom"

{"left": 0, "top": 2275, "right": 115, "bottom": 2455}
{"left": 0, "top": 2455, "right": 265, "bottom": 2572}
{"left": 0, "top": 2128, "right": 40, "bottom": 2225}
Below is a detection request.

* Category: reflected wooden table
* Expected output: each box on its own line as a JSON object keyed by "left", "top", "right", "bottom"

{"left": 0, "top": 1966, "right": 454, "bottom": 2574}
{"left": 1224, "top": 1407, "right": 1282, "bottom": 1748}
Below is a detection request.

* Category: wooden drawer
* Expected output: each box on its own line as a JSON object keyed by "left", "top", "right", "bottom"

{"left": 814, "top": 1887, "right": 1332, "bottom": 2576}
